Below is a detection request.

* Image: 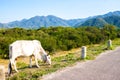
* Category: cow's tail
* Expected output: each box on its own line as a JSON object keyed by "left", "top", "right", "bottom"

{"left": 8, "top": 61, "right": 12, "bottom": 76}
{"left": 8, "top": 45, "right": 12, "bottom": 76}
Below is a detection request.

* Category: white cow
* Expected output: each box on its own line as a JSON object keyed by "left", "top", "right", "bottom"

{"left": 8, "top": 40, "right": 51, "bottom": 75}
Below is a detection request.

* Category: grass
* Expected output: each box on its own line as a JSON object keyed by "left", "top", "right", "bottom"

{"left": 7, "top": 38, "right": 120, "bottom": 80}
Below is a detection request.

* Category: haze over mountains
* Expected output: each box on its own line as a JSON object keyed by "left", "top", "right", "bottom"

{"left": 0, "top": 11, "right": 120, "bottom": 29}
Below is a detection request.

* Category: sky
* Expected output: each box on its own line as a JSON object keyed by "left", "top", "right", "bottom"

{"left": 0, "top": 0, "right": 120, "bottom": 23}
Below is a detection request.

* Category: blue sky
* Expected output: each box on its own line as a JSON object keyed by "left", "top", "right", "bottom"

{"left": 0, "top": 0, "right": 120, "bottom": 23}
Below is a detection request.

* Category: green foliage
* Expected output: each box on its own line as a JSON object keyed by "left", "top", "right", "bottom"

{"left": 0, "top": 25, "right": 119, "bottom": 59}
{"left": 102, "top": 24, "right": 117, "bottom": 39}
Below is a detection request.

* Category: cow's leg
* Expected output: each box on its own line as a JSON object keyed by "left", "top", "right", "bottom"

{"left": 29, "top": 56, "right": 32, "bottom": 68}
{"left": 13, "top": 59, "right": 18, "bottom": 72}
{"left": 35, "top": 56, "right": 40, "bottom": 68}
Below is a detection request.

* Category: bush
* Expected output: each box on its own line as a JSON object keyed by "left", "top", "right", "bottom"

{"left": 0, "top": 25, "right": 119, "bottom": 59}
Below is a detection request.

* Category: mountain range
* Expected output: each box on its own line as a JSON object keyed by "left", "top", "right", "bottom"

{"left": 0, "top": 11, "right": 120, "bottom": 29}
{"left": 79, "top": 11, "right": 120, "bottom": 27}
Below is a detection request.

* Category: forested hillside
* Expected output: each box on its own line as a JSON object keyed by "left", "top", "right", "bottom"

{"left": 0, "top": 25, "right": 119, "bottom": 59}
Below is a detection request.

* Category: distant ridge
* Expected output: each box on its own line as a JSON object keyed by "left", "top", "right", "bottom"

{"left": 7, "top": 15, "right": 69, "bottom": 28}
{"left": 0, "top": 23, "right": 3, "bottom": 27}
{"left": 0, "top": 11, "right": 120, "bottom": 28}
{"left": 77, "top": 11, "right": 120, "bottom": 27}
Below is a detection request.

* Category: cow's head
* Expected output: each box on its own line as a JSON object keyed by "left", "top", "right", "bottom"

{"left": 43, "top": 54, "right": 51, "bottom": 65}
{"left": 46, "top": 55, "right": 51, "bottom": 65}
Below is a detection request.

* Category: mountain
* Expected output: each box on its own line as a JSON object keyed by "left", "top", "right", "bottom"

{"left": 67, "top": 18, "right": 89, "bottom": 27}
{"left": 80, "top": 18, "right": 108, "bottom": 27}
{"left": 0, "top": 15, "right": 84, "bottom": 29}
{"left": 66, "top": 19, "right": 83, "bottom": 26}
{"left": 77, "top": 11, "right": 120, "bottom": 27}
{"left": 101, "top": 11, "right": 120, "bottom": 17}
{"left": 103, "top": 15, "right": 120, "bottom": 27}
{"left": 7, "top": 15, "right": 70, "bottom": 29}
{"left": 0, "top": 23, "right": 3, "bottom": 27}
{"left": 0, "top": 11, "right": 120, "bottom": 28}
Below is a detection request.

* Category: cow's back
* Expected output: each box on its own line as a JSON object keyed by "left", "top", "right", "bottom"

{"left": 10, "top": 40, "right": 38, "bottom": 57}
{"left": 9, "top": 41, "right": 23, "bottom": 58}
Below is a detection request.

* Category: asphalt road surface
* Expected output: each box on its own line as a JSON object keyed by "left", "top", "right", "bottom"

{"left": 42, "top": 47, "right": 120, "bottom": 80}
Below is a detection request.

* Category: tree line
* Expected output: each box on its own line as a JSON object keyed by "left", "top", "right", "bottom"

{"left": 0, "top": 25, "right": 120, "bottom": 59}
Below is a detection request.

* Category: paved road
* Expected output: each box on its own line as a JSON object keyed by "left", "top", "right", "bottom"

{"left": 42, "top": 47, "right": 120, "bottom": 80}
